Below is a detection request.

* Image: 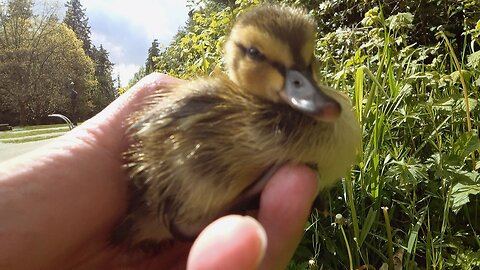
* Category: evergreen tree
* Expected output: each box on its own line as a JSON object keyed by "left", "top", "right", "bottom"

{"left": 63, "top": 0, "right": 117, "bottom": 114}
{"left": 91, "top": 44, "right": 115, "bottom": 113}
{"left": 145, "top": 39, "right": 160, "bottom": 74}
{"left": 63, "top": 0, "right": 92, "bottom": 56}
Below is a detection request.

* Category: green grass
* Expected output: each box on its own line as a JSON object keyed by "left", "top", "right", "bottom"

{"left": 0, "top": 127, "right": 69, "bottom": 139}
{"left": 0, "top": 124, "right": 72, "bottom": 143}
{"left": 288, "top": 8, "right": 480, "bottom": 270}
{"left": 1, "top": 133, "right": 64, "bottom": 144}
{"left": 11, "top": 123, "right": 71, "bottom": 131}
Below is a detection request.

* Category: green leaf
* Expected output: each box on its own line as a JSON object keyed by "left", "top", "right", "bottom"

{"left": 354, "top": 66, "right": 364, "bottom": 123}
{"left": 450, "top": 70, "right": 472, "bottom": 83}
{"left": 407, "top": 209, "right": 426, "bottom": 253}
{"left": 451, "top": 182, "right": 480, "bottom": 213}
{"left": 433, "top": 97, "right": 478, "bottom": 112}
{"left": 467, "top": 51, "right": 480, "bottom": 69}
{"left": 453, "top": 131, "right": 480, "bottom": 161}
{"left": 386, "top": 158, "right": 428, "bottom": 187}
{"left": 358, "top": 208, "right": 377, "bottom": 248}
{"left": 386, "top": 12, "right": 414, "bottom": 31}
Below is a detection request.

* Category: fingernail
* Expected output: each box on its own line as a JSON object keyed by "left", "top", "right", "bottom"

{"left": 244, "top": 216, "right": 267, "bottom": 265}
{"left": 187, "top": 215, "right": 267, "bottom": 270}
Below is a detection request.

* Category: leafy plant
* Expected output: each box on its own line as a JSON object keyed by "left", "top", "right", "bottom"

{"left": 295, "top": 4, "right": 480, "bottom": 270}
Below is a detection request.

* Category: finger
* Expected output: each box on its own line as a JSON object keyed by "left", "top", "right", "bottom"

{"left": 187, "top": 215, "right": 267, "bottom": 270}
{"left": 257, "top": 164, "right": 318, "bottom": 270}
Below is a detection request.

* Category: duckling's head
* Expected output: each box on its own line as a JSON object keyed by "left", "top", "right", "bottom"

{"left": 225, "top": 5, "right": 341, "bottom": 122}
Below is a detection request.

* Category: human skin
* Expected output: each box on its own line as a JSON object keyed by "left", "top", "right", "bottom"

{"left": 0, "top": 73, "right": 318, "bottom": 270}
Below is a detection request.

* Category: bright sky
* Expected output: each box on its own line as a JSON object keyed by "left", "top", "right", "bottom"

{"left": 55, "top": 0, "right": 190, "bottom": 87}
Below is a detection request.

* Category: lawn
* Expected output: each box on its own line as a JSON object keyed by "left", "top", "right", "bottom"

{"left": 0, "top": 124, "right": 72, "bottom": 143}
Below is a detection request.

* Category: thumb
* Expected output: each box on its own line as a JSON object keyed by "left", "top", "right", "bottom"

{"left": 187, "top": 215, "right": 267, "bottom": 270}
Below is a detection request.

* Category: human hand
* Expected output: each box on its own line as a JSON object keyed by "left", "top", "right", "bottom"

{"left": 0, "top": 73, "right": 318, "bottom": 270}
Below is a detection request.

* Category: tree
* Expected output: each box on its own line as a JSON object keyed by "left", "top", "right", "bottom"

{"left": 90, "top": 44, "right": 116, "bottom": 114}
{"left": 0, "top": 0, "right": 33, "bottom": 50}
{"left": 5, "top": 0, "right": 32, "bottom": 19}
{"left": 145, "top": 39, "right": 160, "bottom": 74}
{"left": 0, "top": 0, "right": 95, "bottom": 125}
{"left": 116, "top": 74, "right": 121, "bottom": 89}
{"left": 63, "top": 0, "right": 117, "bottom": 115}
{"left": 154, "top": 0, "right": 258, "bottom": 78}
{"left": 63, "top": 0, "right": 92, "bottom": 56}
{"left": 126, "top": 66, "right": 145, "bottom": 90}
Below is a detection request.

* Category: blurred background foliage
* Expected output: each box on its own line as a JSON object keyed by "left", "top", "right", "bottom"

{"left": 137, "top": 0, "right": 480, "bottom": 269}
{"left": 0, "top": 0, "right": 117, "bottom": 126}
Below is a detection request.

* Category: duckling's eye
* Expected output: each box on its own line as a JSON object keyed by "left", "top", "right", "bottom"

{"left": 246, "top": 47, "right": 264, "bottom": 60}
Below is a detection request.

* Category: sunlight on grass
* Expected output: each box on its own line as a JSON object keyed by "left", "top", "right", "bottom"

{"left": 0, "top": 127, "right": 68, "bottom": 140}
{"left": 0, "top": 124, "right": 74, "bottom": 143}
{"left": 1, "top": 134, "right": 64, "bottom": 144}
{"left": 12, "top": 123, "right": 71, "bottom": 131}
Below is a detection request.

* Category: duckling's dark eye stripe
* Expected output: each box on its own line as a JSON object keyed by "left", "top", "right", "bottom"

{"left": 271, "top": 62, "right": 286, "bottom": 76}
{"left": 235, "top": 43, "right": 287, "bottom": 77}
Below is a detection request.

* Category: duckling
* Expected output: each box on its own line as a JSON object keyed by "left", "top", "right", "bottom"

{"left": 113, "top": 5, "right": 361, "bottom": 252}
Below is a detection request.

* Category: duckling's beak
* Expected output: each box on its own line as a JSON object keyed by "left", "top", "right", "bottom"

{"left": 280, "top": 70, "right": 341, "bottom": 122}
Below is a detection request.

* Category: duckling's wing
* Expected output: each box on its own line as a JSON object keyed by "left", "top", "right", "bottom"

{"left": 126, "top": 77, "right": 269, "bottom": 242}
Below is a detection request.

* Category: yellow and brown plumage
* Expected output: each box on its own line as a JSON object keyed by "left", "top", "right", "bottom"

{"left": 113, "top": 5, "right": 361, "bottom": 251}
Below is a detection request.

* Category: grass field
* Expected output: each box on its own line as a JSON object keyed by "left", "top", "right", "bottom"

{"left": 0, "top": 124, "right": 71, "bottom": 144}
